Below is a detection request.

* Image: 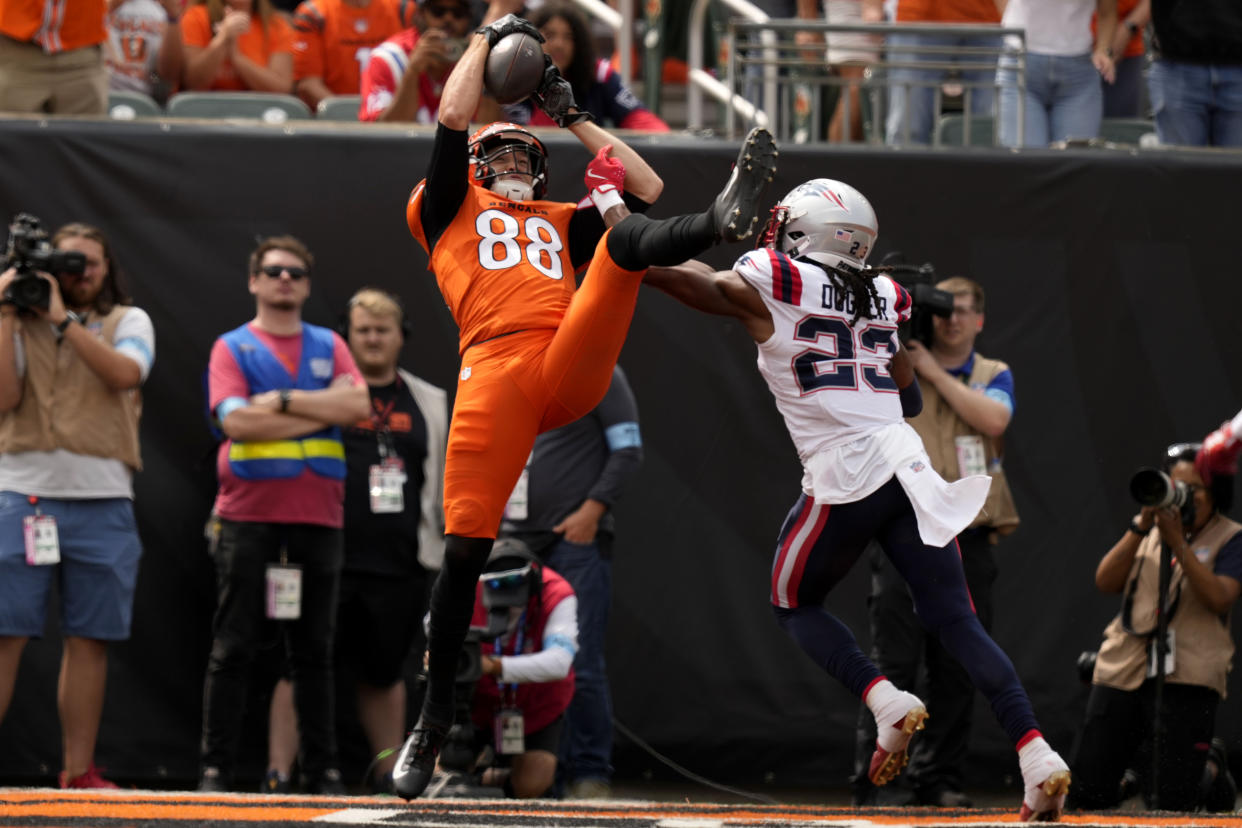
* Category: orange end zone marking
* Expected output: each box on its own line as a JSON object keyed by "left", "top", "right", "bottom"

{"left": 0, "top": 804, "right": 337, "bottom": 821}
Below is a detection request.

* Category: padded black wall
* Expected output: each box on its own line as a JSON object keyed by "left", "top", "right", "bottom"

{"left": 1, "top": 119, "right": 1240, "bottom": 791}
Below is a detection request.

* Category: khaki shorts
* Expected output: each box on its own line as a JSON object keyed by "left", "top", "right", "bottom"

{"left": 0, "top": 35, "right": 107, "bottom": 115}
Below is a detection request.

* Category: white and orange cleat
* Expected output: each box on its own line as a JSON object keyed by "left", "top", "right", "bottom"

{"left": 1018, "top": 735, "right": 1071, "bottom": 822}
{"left": 864, "top": 680, "right": 928, "bottom": 786}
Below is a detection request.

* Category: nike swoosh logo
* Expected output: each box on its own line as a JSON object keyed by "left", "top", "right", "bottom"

{"left": 586, "top": 170, "right": 609, "bottom": 181}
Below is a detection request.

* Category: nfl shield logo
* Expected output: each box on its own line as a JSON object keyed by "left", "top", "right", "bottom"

{"left": 460, "top": 366, "right": 472, "bottom": 381}
{"left": 909, "top": 461, "right": 925, "bottom": 473}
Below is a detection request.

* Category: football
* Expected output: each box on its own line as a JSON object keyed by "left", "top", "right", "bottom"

{"left": 483, "top": 32, "right": 546, "bottom": 106}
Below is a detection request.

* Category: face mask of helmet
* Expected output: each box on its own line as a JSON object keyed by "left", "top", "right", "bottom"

{"left": 469, "top": 125, "right": 549, "bottom": 201}
{"left": 759, "top": 178, "right": 878, "bottom": 273}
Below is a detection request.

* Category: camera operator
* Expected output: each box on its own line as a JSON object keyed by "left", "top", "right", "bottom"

{"left": 464, "top": 539, "right": 578, "bottom": 799}
{"left": 0, "top": 221, "right": 154, "bottom": 789}
{"left": 853, "top": 275, "right": 1017, "bottom": 808}
{"left": 1068, "top": 443, "right": 1242, "bottom": 812}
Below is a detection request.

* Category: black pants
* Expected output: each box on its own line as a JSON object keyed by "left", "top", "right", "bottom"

{"left": 201, "top": 519, "right": 343, "bottom": 780}
{"left": 1069, "top": 680, "right": 1218, "bottom": 811}
{"left": 852, "top": 526, "right": 997, "bottom": 800}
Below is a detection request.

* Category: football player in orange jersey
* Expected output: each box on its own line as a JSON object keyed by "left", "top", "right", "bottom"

{"left": 390, "top": 13, "right": 778, "bottom": 799}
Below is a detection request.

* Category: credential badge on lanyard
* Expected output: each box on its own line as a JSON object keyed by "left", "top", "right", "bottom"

{"left": 23, "top": 497, "right": 59, "bottom": 566}
{"left": 266, "top": 544, "right": 302, "bottom": 619}
{"left": 370, "top": 429, "right": 406, "bottom": 514}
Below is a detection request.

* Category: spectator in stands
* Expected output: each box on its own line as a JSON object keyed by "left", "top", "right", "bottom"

{"left": 0, "top": 221, "right": 155, "bottom": 789}
{"left": 181, "top": 0, "right": 296, "bottom": 93}
{"left": 105, "top": 0, "right": 186, "bottom": 103}
{"left": 883, "top": 0, "right": 1003, "bottom": 145}
{"left": 358, "top": 0, "right": 504, "bottom": 122}
{"left": 500, "top": 364, "right": 642, "bottom": 800}
{"left": 1068, "top": 442, "right": 1242, "bottom": 811}
{"left": 290, "top": 0, "right": 413, "bottom": 112}
{"left": 1096, "top": 0, "right": 1149, "bottom": 118}
{"left": 506, "top": 1, "right": 668, "bottom": 131}
{"left": 997, "top": 0, "right": 1117, "bottom": 147}
{"left": 199, "top": 235, "right": 368, "bottom": 793}
{"left": 0, "top": 0, "right": 109, "bottom": 114}
{"left": 262, "top": 287, "right": 448, "bottom": 794}
{"left": 465, "top": 540, "right": 578, "bottom": 799}
{"left": 1147, "top": 0, "right": 1242, "bottom": 147}
{"left": 794, "top": 0, "right": 882, "bottom": 142}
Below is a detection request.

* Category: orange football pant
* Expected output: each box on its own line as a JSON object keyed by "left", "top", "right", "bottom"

{"left": 444, "top": 230, "right": 645, "bottom": 537}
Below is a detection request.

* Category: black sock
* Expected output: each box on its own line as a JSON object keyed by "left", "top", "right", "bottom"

{"left": 422, "top": 534, "right": 494, "bottom": 727}
{"left": 606, "top": 212, "right": 716, "bottom": 271}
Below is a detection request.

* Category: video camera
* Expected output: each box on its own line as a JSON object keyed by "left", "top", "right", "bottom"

{"left": 1130, "top": 467, "right": 1196, "bottom": 527}
{"left": 2, "top": 213, "right": 86, "bottom": 311}
{"left": 877, "top": 252, "right": 954, "bottom": 346}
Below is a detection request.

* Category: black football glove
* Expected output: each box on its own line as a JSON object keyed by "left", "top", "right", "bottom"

{"left": 531, "top": 55, "right": 593, "bottom": 128}
{"left": 475, "top": 13, "right": 543, "bottom": 49}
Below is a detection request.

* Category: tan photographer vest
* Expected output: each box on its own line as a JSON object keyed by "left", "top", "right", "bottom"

{"left": 1093, "top": 514, "right": 1241, "bottom": 697}
{"left": 0, "top": 306, "right": 143, "bottom": 471}
{"left": 907, "top": 353, "right": 1019, "bottom": 534}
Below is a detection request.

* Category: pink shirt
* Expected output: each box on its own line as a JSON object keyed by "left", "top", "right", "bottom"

{"left": 208, "top": 323, "right": 363, "bottom": 527}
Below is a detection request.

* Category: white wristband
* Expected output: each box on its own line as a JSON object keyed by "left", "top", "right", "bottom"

{"left": 589, "top": 185, "right": 624, "bottom": 217}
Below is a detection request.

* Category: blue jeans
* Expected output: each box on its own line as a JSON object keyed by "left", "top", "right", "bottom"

{"left": 545, "top": 535, "right": 614, "bottom": 785}
{"left": 885, "top": 31, "right": 1002, "bottom": 145}
{"left": 998, "top": 51, "right": 1102, "bottom": 147}
{"left": 1148, "top": 59, "right": 1242, "bottom": 148}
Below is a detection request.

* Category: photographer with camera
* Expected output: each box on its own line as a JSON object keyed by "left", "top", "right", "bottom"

{"left": 450, "top": 539, "right": 578, "bottom": 799}
{"left": 358, "top": 0, "right": 506, "bottom": 123}
{"left": 853, "top": 275, "right": 1017, "bottom": 808}
{"left": 0, "top": 217, "right": 154, "bottom": 789}
{"left": 1068, "top": 443, "right": 1242, "bottom": 812}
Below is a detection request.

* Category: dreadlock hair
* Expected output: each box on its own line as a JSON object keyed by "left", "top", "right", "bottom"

{"left": 827, "top": 262, "right": 884, "bottom": 327}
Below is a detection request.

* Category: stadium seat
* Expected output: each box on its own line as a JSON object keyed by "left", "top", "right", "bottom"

{"left": 107, "top": 90, "right": 162, "bottom": 120}
{"left": 1100, "top": 117, "right": 1156, "bottom": 145}
{"left": 935, "top": 114, "right": 997, "bottom": 147}
{"left": 316, "top": 95, "right": 361, "bottom": 121}
{"left": 166, "top": 92, "right": 311, "bottom": 122}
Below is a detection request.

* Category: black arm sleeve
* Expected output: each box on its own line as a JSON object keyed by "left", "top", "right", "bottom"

{"left": 421, "top": 123, "right": 471, "bottom": 252}
{"left": 567, "top": 191, "right": 653, "bottom": 270}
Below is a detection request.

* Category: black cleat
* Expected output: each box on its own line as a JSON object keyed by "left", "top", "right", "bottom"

{"left": 711, "top": 126, "right": 778, "bottom": 242}
{"left": 391, "top": 720, "right": 449, "bottom": 800}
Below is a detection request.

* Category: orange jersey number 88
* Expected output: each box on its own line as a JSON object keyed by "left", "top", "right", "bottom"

{"left": 475, "top": 209, "right": 565, "bottom": 280}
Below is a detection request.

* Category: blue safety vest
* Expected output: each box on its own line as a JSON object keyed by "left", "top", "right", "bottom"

{"left": 220, "top": 323, "right": 346, "bottom": 481}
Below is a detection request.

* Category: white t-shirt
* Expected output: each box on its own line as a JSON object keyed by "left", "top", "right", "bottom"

{"left": 1001, "top": 0, "right": 1098, "bottom": 56}
{"left": 0, "top": 307, "right": 155, "bottom": 499}
{"left": 105, "top": 0, "right": 171, "bottom": 95}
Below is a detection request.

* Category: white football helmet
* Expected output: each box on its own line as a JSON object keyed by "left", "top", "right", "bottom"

{"left": 758, "top": 178, "right": 878, "bottom": 272}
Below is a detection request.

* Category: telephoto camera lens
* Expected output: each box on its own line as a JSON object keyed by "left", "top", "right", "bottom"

{"left": 1129, "top": 467, "right": 1189, "bottom": 509}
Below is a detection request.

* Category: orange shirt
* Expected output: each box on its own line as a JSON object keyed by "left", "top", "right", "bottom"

{"left": 0, "top": 0, "right": 106, "bottom": 52}
{"left": 895, "top": 0, "right": 999, "bottom": 24}
{"left": 1093, "top": 0, "right": 1144, "bottom": 59}
{"left": 180, "top": 5, "right": 294, "bottom": 91}
{"left": 291, "top": 0, "right": 411, "bottom": 94}
{"left": 406, "top": 180, "right": 580, "bottom": 353}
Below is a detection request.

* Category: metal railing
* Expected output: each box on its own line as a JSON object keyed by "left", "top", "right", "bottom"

{"left": 711, "top": 19, "right": 1025, "bottom": 143}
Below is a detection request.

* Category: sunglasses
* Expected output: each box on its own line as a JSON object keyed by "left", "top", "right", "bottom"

{"left": 259, "top": 265, "right": 308, "bottom": 280}
{"left": 424, "top": 3, "right": 470, "bottom": 18}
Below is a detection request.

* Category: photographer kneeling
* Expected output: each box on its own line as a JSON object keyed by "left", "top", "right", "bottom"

{"left": 459, "top": 540, "right": 578, "bottom": 798}
{"left": 1069, "top": 443, "right": 1242, "bottom": 812}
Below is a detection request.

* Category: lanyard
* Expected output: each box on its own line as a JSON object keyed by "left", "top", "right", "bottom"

{"left": 370, "top": 388, "right": 399, "bottom": 459}
{"left": 494, "top": 611, "right": 526, "bottom": 705}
